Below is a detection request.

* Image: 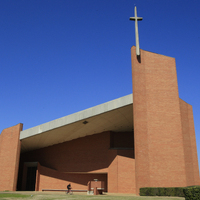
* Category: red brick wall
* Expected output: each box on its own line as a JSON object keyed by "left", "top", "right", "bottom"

{"left": 104, "top": 150, "right": 136, "bottom": 194}
{"left": 19, "top": 131, "right": 136, "bottom": 193}
{"left": 117, "top": 152, "right": 136, "bottom": 193}
{"left": 107, "top": 149, "right": 118, "bottom": 193}
{"left": 20, "top": 132, "right": 112, "bottom": 173}
{"left": 37, "top": 164, "right": 107, "bottom": 191}
{"left": 0, "top": 124, "right": 23, "bottom": 191}
{"left": 131, "top": 46, "right": 187, "bottom": 194}
{"left": 179, "top": 99, "right": 200, "bottom": 186}
{"left": 90, "top": 180, "right": 105, "bottom": 190}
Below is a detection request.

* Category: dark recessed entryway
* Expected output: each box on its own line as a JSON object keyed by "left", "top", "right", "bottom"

{"left": 25, "top": 166, "right": 37, "bottom": 191}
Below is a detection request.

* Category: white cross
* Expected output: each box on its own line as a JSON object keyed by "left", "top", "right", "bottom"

{"left": 130, "top": 6, "right": 143, "bottom": 56}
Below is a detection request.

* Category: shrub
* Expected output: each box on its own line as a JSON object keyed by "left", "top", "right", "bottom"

{"left": 183, "top": 186, "right": 200, "bottom": 200}
{"left": 140, "top": 187, "right": 185, "bottom": 197}
{"left": 140, "top": 187, "right": 156, "bottom": 196}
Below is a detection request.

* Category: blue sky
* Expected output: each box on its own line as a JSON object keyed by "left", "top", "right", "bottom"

{"left": 0, "top": 0, "right": 200, "bottom": 172}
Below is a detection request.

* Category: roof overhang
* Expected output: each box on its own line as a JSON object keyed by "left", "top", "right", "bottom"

{"left": 20, "top": 94, "right": 133, "bottom": 153}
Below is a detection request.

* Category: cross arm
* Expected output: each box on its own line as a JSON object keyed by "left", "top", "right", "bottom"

{"left": 129, "top": 17, "right": 143, "bottom": 21}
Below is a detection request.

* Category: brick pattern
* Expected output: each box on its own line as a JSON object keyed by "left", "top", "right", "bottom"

{"left": 131, "top": 46, "right": 187, "bottom": 194}
{"left": 38, "top": 164, "right": 107, "bottom": 191}
{"left": 107, "top": 151, "right": 136, "bottom": 194}
{"left": 90, "top": 180, "right": 104, "bottom": 190}
{"left": 117, "top": 153, "right": 136, "bottom": 193}
{"left": 0, "top": 124, "right": 23, "bottom": 191}
{"left": 179, "top": 99, "right": 200, "bottom": 186}
{"left": 19, "top": 131, "right": 136, "bottom": 193}
{"left": 108, "top": 150, "right": 118, "bottom": 193}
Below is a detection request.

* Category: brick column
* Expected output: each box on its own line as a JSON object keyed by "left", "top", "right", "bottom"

{"left": 179, "top": 99, "right": 200, "bottom": 186}
{"left": 0, "top": 124, "right": 23, "bottom": 191}
{"left": 131, "top": 46, "right": 187, "bottom": 194}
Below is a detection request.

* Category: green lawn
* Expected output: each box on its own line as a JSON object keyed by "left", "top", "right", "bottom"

{"left": 0, "top": 192, "right": 185, "bottom": 200}
{"left": 0, "top": 193, "right": 30, "bottom": 199}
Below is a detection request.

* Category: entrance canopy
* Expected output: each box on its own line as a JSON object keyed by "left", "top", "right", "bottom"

{"left": 20, "top": 94, "right": 133, "bottom": 153}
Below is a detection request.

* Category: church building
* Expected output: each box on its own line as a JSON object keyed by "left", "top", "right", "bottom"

{"left": 0, "top": 7, "right": 199, "bottom": 195}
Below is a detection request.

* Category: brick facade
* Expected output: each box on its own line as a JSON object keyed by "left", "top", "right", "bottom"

{"left": 0, "top": 124, "right": 22, "bottom": 191}
{"left": 131, "top": 46, "right": 199, "bottom": 194}
{"left": 132, "top": 47, "right": 186, "bottom": 193}
{"left": 0, "top": 46, "right": 199, "bottom": 194}
{"left": 179, "top": 99, "right": 200, "bottom": 186}
{"left": 18, "top": 131, "right": 135, "bottom": 193}
{"left": 37, "top": 164, "right": 108, "bottom": 191}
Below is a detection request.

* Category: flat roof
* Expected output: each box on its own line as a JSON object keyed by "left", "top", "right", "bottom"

{"left": 20, "top": 94, "right": 133, "bottom": 152}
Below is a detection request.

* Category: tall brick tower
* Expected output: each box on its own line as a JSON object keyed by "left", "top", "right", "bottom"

{"left": 130, "top": 7, "right": 199, "bottom": 195}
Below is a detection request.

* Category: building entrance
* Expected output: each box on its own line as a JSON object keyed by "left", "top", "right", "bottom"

{"left": 25, "top": 166, "right": 37, "bottom": 191}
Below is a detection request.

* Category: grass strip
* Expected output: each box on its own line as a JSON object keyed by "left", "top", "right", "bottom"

{"left": 0, "top": 193, "right": 30, "bottom": 198}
